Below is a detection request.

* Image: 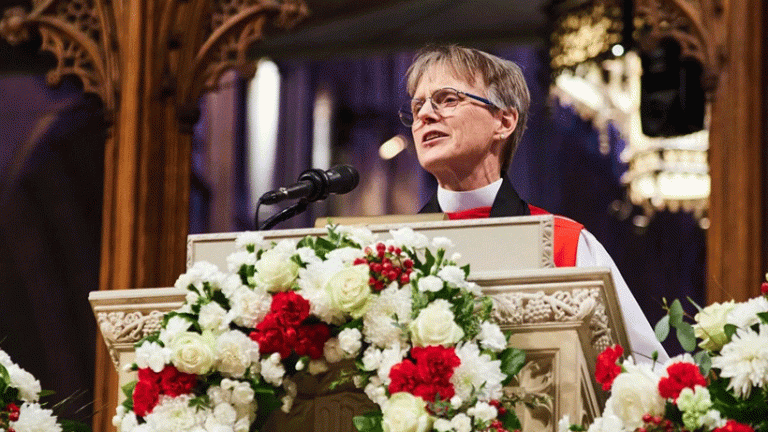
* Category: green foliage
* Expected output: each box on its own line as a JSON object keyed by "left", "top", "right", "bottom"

{"left": 251, "top": 384, "right": 281, "bottom": 431}
{"left": 757, "top": 312, "right": 768, "bottom": 325}
{"left": 353, "top": 411, "right": 384, "bottom": 432}
{"left": 500, "top": 409, "right": 522, "bottom": 431}
{"left": 709, "top": 377, "right": 768, "bottom": 430}
{"left": 120, "top": 381, "right": 137, "bottom": 412}
{"left": 686, "top": 296, "right": 703, "bottom": 312}
{"left": 669, "top": 299, "right": 684, "bottom": 328}
{"left": 694, "top": 351, "right": 712, "bottom": 376}
{"left": 59, "top": 419, "right": 93, "bottom": 432}
{"left": 723, "top": 324, "right": 738, "bottom": 341}
{"left": 500, "top": 347, "right": 526, "bottom": 385}
{"left": 655, "top": 314, "right": 670, "bottom": 342}
{"left": 675, "top": 322, "right": 697, "bottom": 352}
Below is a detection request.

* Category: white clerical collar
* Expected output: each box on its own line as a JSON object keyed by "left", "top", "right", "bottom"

{"left": 437, "top": 178, "right": 503, "bottom": 212}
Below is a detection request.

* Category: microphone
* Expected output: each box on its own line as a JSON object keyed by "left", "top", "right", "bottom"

{"left": 260, "top": 165, "right": 359, "bottom": 205}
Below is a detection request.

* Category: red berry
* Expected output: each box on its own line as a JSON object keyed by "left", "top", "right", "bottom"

{"left": 393, "top": 267, "right": 402, "bottom": 276}
{"left": 383, "top": 262, "right": 393, "bottom": 271}
{"left": 387, "top": 245, "right": 395, "bottom": 252}
{"left": 642, "top": 414, "right": 653, "bottom": 423}
{"left": 652, "top": 416, "right": 663, "bottom": 425}
{"left": 638, "top": 428, "right": 648, "bottom": 432}
{"left": 404, "top": 259, "right": 414, "bottom": 268}
{"left": 395, "top": 247, "right": 402, "bottom": 255}
{"left": 400, "top": 274, "right": 410, "bottom": 284}
{"left": 376, "top": 243, "right": 386, "bottom": 251}
{"left": 761, "top": 281, "right": 768, "bottom": 295}
{"left": 378, "top": 250, "right": 386, "bottom": 258}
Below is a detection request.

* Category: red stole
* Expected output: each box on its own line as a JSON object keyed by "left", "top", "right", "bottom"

{"left": 445, "top": 205, "right": 583, "bottom": 267}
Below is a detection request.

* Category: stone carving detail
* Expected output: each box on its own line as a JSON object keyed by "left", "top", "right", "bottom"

{"left": 96, "top": 310, "right": 166, "bottom": 367}
{"left": 491, "top": 289, "right": 613, "bottom": 353}
{"left": 507, "top": 358, "right": 555, "bottom": 431}
{"left": 541, "top": 218, "right": 555, "bottom": 268}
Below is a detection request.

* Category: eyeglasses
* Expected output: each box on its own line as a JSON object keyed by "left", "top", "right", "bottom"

{"left": 398, "top": 87, "right": 497, "bottom": 127}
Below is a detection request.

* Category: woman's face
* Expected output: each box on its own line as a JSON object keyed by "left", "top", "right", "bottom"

{"left": 411, "top": 65, "right": 504, "bottom": 190}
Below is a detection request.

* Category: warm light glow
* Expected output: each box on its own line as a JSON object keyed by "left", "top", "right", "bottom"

{"left": 379, "top": 135, "right": 407, "bottom": 160}
{"left": 611, "top": 44, "right": 624, "bottom": 56}
{"left": 247, "top": 58, "right": 281, "bottom": 214}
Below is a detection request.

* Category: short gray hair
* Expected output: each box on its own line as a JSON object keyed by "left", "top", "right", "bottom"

{"left": 406, "top": 45, "right": 531, "bottom": 172}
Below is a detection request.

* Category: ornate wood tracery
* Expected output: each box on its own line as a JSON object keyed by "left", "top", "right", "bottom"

{"left": 1, "top": 1, "right": 308, "bottom": 431}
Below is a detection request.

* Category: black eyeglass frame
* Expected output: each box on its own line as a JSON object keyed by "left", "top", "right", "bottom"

{"left": 398, "top": 87, "right": 498, "bottom": 127}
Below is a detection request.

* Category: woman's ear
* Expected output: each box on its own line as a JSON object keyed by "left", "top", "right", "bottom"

{"left": 496, "top": 108, "right": 518, "bottom": 140}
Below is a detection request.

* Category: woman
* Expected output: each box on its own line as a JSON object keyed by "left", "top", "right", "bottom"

{"left": 400, "top": 44, "right": 668, "bottom": 363}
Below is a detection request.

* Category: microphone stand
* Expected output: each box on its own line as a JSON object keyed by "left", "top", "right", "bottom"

{"left": 256, "top": 199, "right": 309, "bottom": 231}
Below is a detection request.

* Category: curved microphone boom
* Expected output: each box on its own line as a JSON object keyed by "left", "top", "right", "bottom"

{"left": 259, "top": 165, "right": 360, "bottom": 205}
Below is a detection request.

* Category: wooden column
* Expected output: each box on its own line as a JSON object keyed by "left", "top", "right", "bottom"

{"left": 1, "top": 1, "right": 307, "bottom": 431}
{"left": 635, "top": 0, "right": 767, "bottom": 303}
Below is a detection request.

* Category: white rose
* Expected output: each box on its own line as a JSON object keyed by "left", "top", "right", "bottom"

{"left": 603, "top": 359, "right": 664, "bottom": 430}
{"left": 478, "top": 322, "right": 508, "bottom": 352}
{"left": 409, "top": 300, "right": 464, "bottom": 347}
{"left": 170, "top": 331, "right": 216, "bottom": 375}
{"left": 417, "top": 275, "right": 444, "bottom": 293}
{"left": 382, "top": 392, "right": 434, "bottom": 432}
{"left": 325, "top": 265, "right": 372, "bottom": 318}
{"left": 338, "top": 328, "right": 363, "bottom": 356}
{"left": 693, "top": 301, "right": 735, "bottom": 351}
{"left": 135, "top": 341, "right": 171, "bottom": 373}
{"left": 253, "top": 248, "right": 299, "bottom": 292}
{"left": 215, "top": 331, "right": 260, "bottom": 378}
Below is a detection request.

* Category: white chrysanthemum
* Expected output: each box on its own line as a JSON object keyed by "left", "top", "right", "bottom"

{"left": 199, "top": 301, "right": 231, "bottom": 334}
{"left": 417, "top": 275, "right": 444, "bottom": 293}
{"left": 261, "top": 353, "right": 285, "bottom": 387}
{"left": 467, "top": 401, "right": 497, "bottom": 422}
{"left": 135, "top": 341, "right": 172, "bottom": 373}
{"left": 296, "top": 259, "right": 346, "bottom": 325}
{"left": 377, "top": 342, "right": 408, "bottom": 385}
{"left": 226, "top": 285, "right": 272, "bottom": 328}
{"left": 478, "top": 321, "right": 507, "bottom": 352}
{"left": 10, "top": 402, "right": 62, "bottom": 432}
{"left": 338, "top": 328, "right": 363, "bottom": 356}
{"left": 215, "top": 331, "right": 260, "bottom": 378}
{"left": 235, "top": 231, "right": 265, "bottom": 250}
{"left": 363, "top": 285, "right": 412, "bottom": 347}
{"left": 143, "top": 395, "right": 207, "bottom": 432}
{"left": 160, "top": 316, "right": 193, "bottom": 346}
{"left": 6, "top": 364, "right": 41, "bottom": 402}
{"left": 327, "top": 247, "right": 366, "bottom": 264}
{"left": 0, "top": 348, "right": 12, "bottom": 367}
{"left": 727, "top": 296, "right": 768, "bottom": 329}
{"left": 390, "top": 227, "right": 429, "bottom": 250}
{"left": 711, "top": 324, "right": 768, "bottom": 398}
{"left": 451, "top": 342, "right": 504, "bottom": 402}
{"left": 585, "top": 415, "right": 625, "bottom": 432}
{"left": 226, "top": 250, "right": 256, "bottom": 273}
{"left": 335, "top": 225, "right": 377, "bottom": 247}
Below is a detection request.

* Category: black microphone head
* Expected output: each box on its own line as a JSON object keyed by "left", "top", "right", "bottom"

{"left": 326, "top": 164, "right": 359, "bottom": 194}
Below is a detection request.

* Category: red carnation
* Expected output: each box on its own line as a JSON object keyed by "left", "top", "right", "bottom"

{"left": 658, "top": 362, "right": 707, "bottom": 401}
{"left": 132, "top": 378, "right": 160, "bottom": 417}
{"left": 714, "top": 420, "right": 755, "bottom": 432}
{"left": 295, "top": 323, "right": 331, "bottom": 359}
{"left": 250, "top": 314, "right": 297, "bottom": 359}
{"left": 389, "top": 360, "right": 420, "bottom": 394}
{"left": 595, "top": 345, "right": 623, "bottom": 391}
{"left": 270, "top": 291, "right": 310, "bottom": 327}
{"left": 159, "top": 365, "right": 198, "bottom": 397}
{"left": 137, "top": 367, "right": 160, "bottom": 384}
{"left": 411, "top": 346, "right": 461, "bottom": 383}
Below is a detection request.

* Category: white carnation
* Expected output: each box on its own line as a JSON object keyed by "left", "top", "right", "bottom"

{"left": 336, "top": 225, "right": 377, "bottom": 247}
{"left": 338, "top": 328, "right": 363, "bottom": 356}
{"left": 362, "top": 346, "right": 383, "bottom": 371}
{"left": 377, "top": 343, "right": 407, "bottom": 385}
{"left": 260, "top": 353, "right": 285, "bottom": 387}
{"left": 450, "top": 414, "right": 472, "bottom": 432}
{"left": 431, "top": 236, "right": 454, "bottom": 250}
{"left": 478, "top": 322, "right": 507, "bottom": 352}
{"left": 389, "top": 227, "right": 429, "bottom": 250}
{"left": 467, "top": 401, "right": 497, "bottom": 422}
{"left": 585, "top": 415, "right": 625, "bottom": 432}
{"left": 199, "top": 301, "right": 231, "bottom": 334}
{"left": 160, "top": 316, "right": 193, "bottom": 346}
{"left": 364, "top": 376, "right": 388, "bottom": 407}
{"left": 434, "top": 418, "right": 453, "bottom": 432}
{"left": 437, "top": 266, "right": 477, "bottom": 294}
{"left": 215, "top": 331, "right": 260, "bottom": 378}
{"left": 323, "top": 338, "right": 345, "bottom": 363}
{"left": 6, "top": 364, "right": 41, "bottom": 402}
{"left": 363, "top": 284, "right": 412, "bottom": 348}
{"left": 135, "top": 341, "right": 172, "bottom": 373}
{"left": 327, "top": 247, "right": 366, "bottom": 264}
{"left": 226, "top": 285, "right": 272, "bottom": 328}
{"left": 0, "top": 349, "right": 12, "bottom": 367}
{"left": 308, "top": 359, "right": 329, "bottom": 375}
{"left": 417, "top": 275, "right": 444, "bottom": 293}
{"left": 296, "top": 247, "right": 322, "bottom": 265}
{"left": 451, "top": 342, "right": 504, "bottom": 401}
{"left": 226, "top": 250, "right": 256, "bottom": 273}
{"left": 11, "top": 403, "right": 62, "bottom": 432}
{"left": 235, "top": 231, "right": 265, "bottom": 250}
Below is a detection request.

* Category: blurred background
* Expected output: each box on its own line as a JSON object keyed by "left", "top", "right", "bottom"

{"left": 0, "top": 0, "right": 718, "bottom": 422}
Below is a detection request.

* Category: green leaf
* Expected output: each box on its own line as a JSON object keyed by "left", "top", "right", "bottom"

{"left": 59, "top": 419, "right": 93, "bottom": 432}
{"left": 686, "top": 296, "right": 703, "bottom": 312}
{"left": 675, "top": 322, "right": 697, "bottom": 352}
{"left": 669, "top": 299, "right": 684, "bottom": 328}
{"left": 423, "top": 249, "right": 436, "bottom": 273}
{"left": 0, "top": 363, "right": 9, "bottom": 383}
{"left": 500, "top": 347, "right": 526, "bottom": 385}
{"left": 353, "top": 412, "right": 384, "bottom": 432}
{"left": 39, "top": 389, "right": 56, "bottom": 398}
{"left": 724, "top": 323, "right": 738, "bottom": 341}
{"left": 655, "top": 314, "right": 670, "bottom": 342}
{"left": 757, "top": 312, "right": 768, "bottom": 325}
{"left": 694, "top": 351, "right": 712, "bottom": 376}
{"left": 500, "top": 409, "right": 522, "bottom": 431}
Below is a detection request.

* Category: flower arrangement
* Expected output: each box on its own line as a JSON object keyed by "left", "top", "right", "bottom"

{"left": 0, "top": 347, "right": 69, "bottom": 432}
{"left": 113, "top": 226, "right": 527, "bottom": 432}
{"left": 561, "top": 278, "right": 768, "bottom": 432}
